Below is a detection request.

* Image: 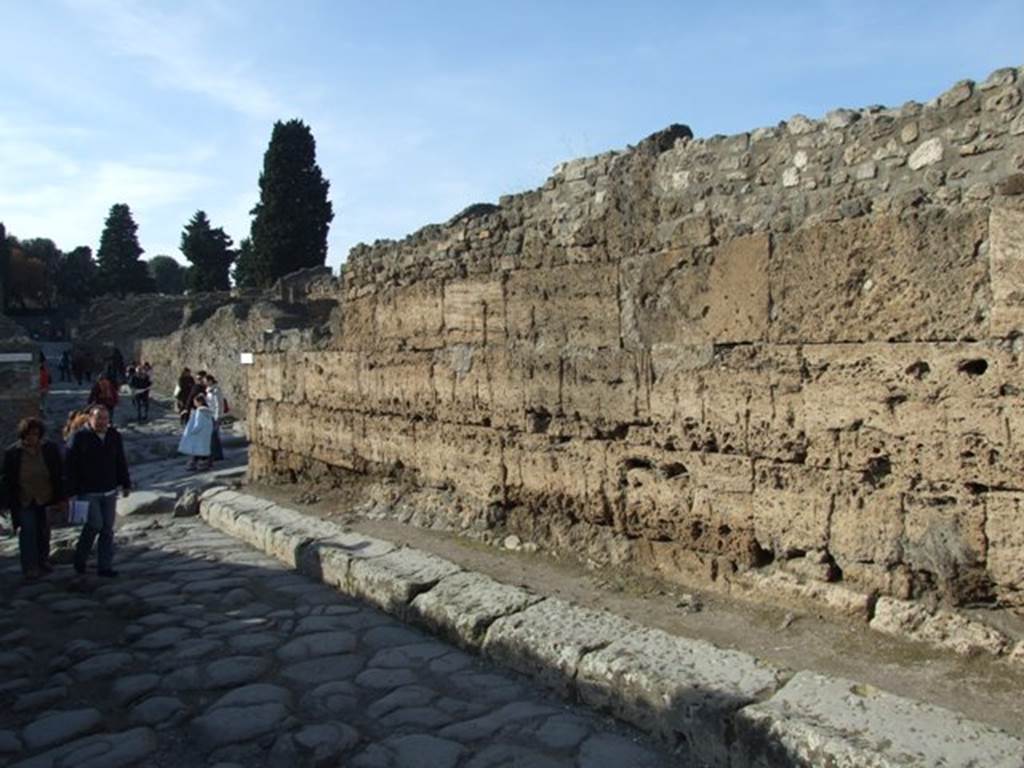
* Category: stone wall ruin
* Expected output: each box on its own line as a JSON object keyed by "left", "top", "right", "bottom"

{"left": 247, "top": 68, "right": 1024, "bottom": 614}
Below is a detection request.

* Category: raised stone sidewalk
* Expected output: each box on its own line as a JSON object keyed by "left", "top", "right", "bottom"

{"left": 201, "top": 486, "right": 1024, "bottom": 768}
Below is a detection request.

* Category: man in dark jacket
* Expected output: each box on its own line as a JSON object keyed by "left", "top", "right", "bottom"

{"left": 2, "top": 417, "right": 65, "bottom": 579}
{"left": 67, "top": 405, "right": 131, "bottom": 577}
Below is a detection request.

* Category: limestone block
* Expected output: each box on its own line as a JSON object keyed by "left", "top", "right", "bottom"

{"left": 432, "top": 344, "right": 493, "bottom": 425}
{"left": 984, "top": 492, "right": 1024, "bottom": 599}
{"left": 301, "top": 351, "right": 362, "bottom": 411}
{"left": 902, "top": 487, "right": 987, "bottom": 600}
{"left": 576, "top": 627, "right": 782, "bottom": 764}
{"left": 605, "top": 444, "right": 696, "bottom": 540}
{"left": 990, "top": 207, "right": 1024, "bottom": 337}
{"left": 829, "top": 483, "right": 904, "bottom": 569}
{"left": 870, "top": 597, "right": 1009, "bottom": 656}
{"left": 733, "top": 671, "right": 1024, "bottom": 768}
{"left": 769, "top": 211, "right": 989, "bottom": 343}
{"left": 360, "top": 351, "right": 436, "bottom": 417}
{"left": 413, "top": 422, "right": 505, "bottom": 502}
{"left": 408, "top": 572, "right": 541, "bottom": 650}
{"left": 505, "top": 263, "right": 620, "bottom": 348}
{"left": 347, "top": 547, "right": 462, "bottom": 619}
{"left": 621, "top": 235, "right": 769, "bottom": 350}
{"left": 443, "top": 277, "right": 505, "bottom": 345}
{"left": 341, "top": 294, "right": 377, "bottom": 349}
{"left": 505, "top": 435, "right": 610, "bottom": 525}
{"left": 374, "top": 281, "right": 445, "bottom": 349}
{"left": 752, "top": 463, "right": 834, "bottom": 556}
{"left": 561, "top": 348, "right": 645, "bottom": 425}
{"left": 482, "top": 598, "right": 639, "bottom": 696}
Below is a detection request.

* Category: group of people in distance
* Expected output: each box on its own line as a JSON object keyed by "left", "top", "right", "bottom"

{"left": 175, "top": 367, "right": 227, "bottom": 472}
{"left": 3, "top": 407, "right": 131, "bottom": 581}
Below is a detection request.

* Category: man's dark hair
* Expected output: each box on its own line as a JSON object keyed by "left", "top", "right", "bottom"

{"left": 17, "top": 417, "right": 45, "bottom": 440}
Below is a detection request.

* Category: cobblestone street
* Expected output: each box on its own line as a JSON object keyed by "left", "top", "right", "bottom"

{"left": 0, "top": 511, "right": 673, "bottom": 767}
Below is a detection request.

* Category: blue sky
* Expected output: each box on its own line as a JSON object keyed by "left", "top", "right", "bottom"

{"left": 2, "top": 1, "right": 1022, "bottom": 270}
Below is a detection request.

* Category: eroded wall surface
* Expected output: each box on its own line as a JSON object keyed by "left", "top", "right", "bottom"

{"left": 249, "top": 69, "right": 1024, "bottom": 609}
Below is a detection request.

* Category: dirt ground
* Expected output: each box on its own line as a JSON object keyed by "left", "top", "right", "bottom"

{"left": 247, "top": 477, "right": 1024, "bottom": 738}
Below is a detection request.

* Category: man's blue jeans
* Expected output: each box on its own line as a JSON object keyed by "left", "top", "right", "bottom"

{"left": 74, "top": 492, "right": 117, "bottom": 572}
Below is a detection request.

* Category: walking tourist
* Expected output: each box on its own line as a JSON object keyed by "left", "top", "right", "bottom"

{"left": 2, "top": 417, "right": 65, "bottom": 580}
{"left": 204, "top": 375, "right": 226, "bottom": 464}
{"left": 88, "top": 373, "right": 120, "bottom": 424}
{"left": 129, "top": 364, "right": 152, "bottom": 422}
{"left": 39, "top": 363, "right": 51, "bottom": 412}
{"left": 58, "top": 350, "right": 71, "bottom": 382}
{"left": 179, "top": 393, "right": 215, "bottom": 471}
{"left": 176, "top": 367, "right": 195, "bottom": 425}
{"left": 67, "top": 405, "right": 131, "bottom": 577}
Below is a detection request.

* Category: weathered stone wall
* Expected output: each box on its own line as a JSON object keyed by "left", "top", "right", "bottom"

{"left": 0, "top": 316, "right": 38, "bottom": 444}
{"left": 249, "top": 68, "right": 1024, "bottom": 611}
{"left": 138, "top": 298, "right": 335, "bottom": 413}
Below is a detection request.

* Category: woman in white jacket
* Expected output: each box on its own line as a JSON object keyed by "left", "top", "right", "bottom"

{"left": 179, "top": 394, "right": 214, "bottom": 471}
{"left": 204, "top": 376, "right": 225, "bottom": 465}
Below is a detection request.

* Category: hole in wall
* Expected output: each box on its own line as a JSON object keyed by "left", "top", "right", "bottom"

{"left": 957, "top": 359, "right": 988, "bottom": 376}
{"left": 905, "top": 360, "right": 930, "bottom": 380}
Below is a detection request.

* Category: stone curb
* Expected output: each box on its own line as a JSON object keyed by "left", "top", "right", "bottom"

{"left": 199, "top": 487, "right": 1024, "bottom": 768}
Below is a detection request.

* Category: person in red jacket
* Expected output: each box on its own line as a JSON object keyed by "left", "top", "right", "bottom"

{"left": 39, "top": 364, "right": 51, "bottom": 412}
{"left": 88, "top": 374, "right": 120, "bottom": 424}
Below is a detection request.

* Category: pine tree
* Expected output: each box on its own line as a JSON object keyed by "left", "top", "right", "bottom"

{"left": 96, "top": 203, "right": 154, "bottom": 296}
{"left": 249, "top": 119, "right": 334, "bottom": 287}
{"left": 180, "top": 210, "right": 235, "bottom": 292}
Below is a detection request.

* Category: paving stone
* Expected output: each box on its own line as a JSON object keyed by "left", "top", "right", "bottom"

{"left": 362, "top": 625, "right": 429, "bottom": 650}
{"left": 577, "top": 733, "right": 665, "bottom": 768}
{"left": 281, "top": 654, "right": 365, "bottom": 685}
{"left": 14, "top": 686, "right": 68, "bottom": 713}
{"left": 366, "top": 685, "right": 438, "bottom": 719}
{"left": 10, "top": 726, "right": 158, "bottom": 768}
{"left": 211, "top": 684, "right": 293, "bottom": 710}
{"left": 531, "top": 715, "right": 592, "bottom": 750}
{"left": 369, "top": 641, "right": 450, "bottom": 669}
{"left": 299, "top": 681, "right": 359, "bottom": 719}
{"left": 293, "top": 722, "right": 360, "bottom": 761}
{"left": 112, "top": 674, "right": 162, "bottom": 706}
{"left": 0, "top": 730, "right": 22, "bottom": 753}
{"left": 22, "top": 708, "right": 103, "bottom": 750}
{"left": 409, "top": 572, "right": 541, "bottom": 649}
{"left": 438, "top": 701, "right": 560, "bottom": 742}
{"left": 134, "top": 626, "right": 191, "bottom": 650}
{"left": 463, "top": 744, "right": 566, "bottom": 768}
{"left": 378, "top": 706, "right": 454, "bottom": 731}
{"left": 229, "top": 632, "right": 280, "bottom": 653}
{"left": 204, "top": 656, "right": 271, "bottom": 688}
{"left": 355, "top": 667, "right": 420, "bottom": 691}
{"left": 131, "top": 696, "right": 185, "bottom": 726}
{"left": 576, "top": 627, "right": 783, "bottom": 763}
{"left": 190, "top": 702, "right": 290, "bottom": 750}
{"left": 276, "top": 630, "right": 357, "bottom": 662}
{"left": 733, "top": 671, "right": 1024, "bottom": 768}
{"left": 72, "top": 652, "right": 134, "bottom": 681}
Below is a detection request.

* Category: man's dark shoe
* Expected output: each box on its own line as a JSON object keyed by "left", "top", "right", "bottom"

{"left": 98, "top": 569, "right": 119, "bottom": 578}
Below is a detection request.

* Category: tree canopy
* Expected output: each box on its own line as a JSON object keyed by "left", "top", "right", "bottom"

{"left": 148, "top": 255, "right": 187, "bottom": 295}
{"left": 55, "top": 245, "right": 97, "bottom": 305}
{"left": 180, "top": 210, "right": 235, "bottom": 292}
{"left": 96, "top": 203, "right": 154, "bottom": 296}
{"left": 248, "top": 119, "right": 334, "bottom": 288}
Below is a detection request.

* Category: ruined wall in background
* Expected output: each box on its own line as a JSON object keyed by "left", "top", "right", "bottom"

{"left": 0, "top": 316, "right": 38, "bottom": 442}
{"left": 249, "top": 67, "right": 1024, "bottom": 611}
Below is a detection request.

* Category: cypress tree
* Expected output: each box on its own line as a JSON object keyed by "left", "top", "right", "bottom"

{"left": 96, "top": 203, "right": 154, "bottom": 296}
{"left": 180, "top": 210, "right": 235, "bottom": 292}
{"left": 249, "top": 119, "right": 333, "bottom": 287}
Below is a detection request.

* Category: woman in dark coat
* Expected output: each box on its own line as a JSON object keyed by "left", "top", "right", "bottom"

{"left": 2, "top": 417, "right": 65, "bottom": 579}
{"left": 176, "top": 368, "right": 195, "bottom": 425}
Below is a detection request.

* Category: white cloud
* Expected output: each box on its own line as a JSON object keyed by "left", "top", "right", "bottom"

{"left": 64, "top": 0, "right": 289, "bottom": 120}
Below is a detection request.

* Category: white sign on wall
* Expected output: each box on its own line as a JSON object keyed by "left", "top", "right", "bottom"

{"left": 0, "top": 353, "right": 33, "bottom": 363}
{"left": 240, "top": 352, "right": 255, "bottom": 365}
